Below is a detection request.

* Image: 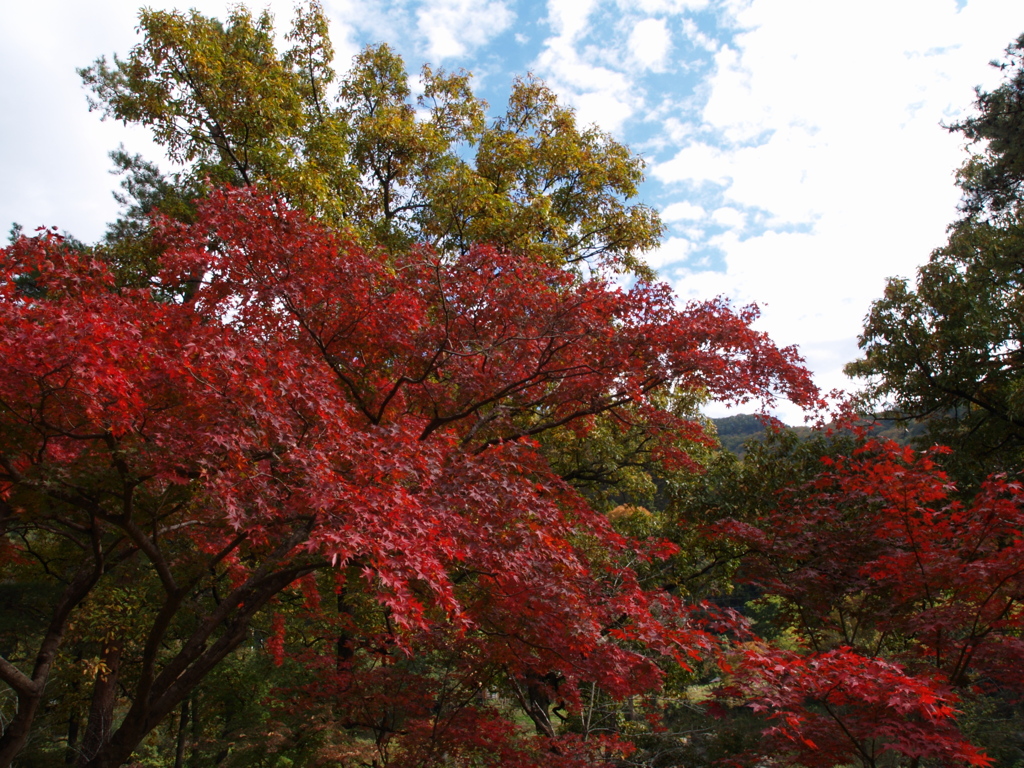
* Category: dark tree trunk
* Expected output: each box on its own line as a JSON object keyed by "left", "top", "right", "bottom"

{"left": 173, "top": 699, "right": 189, "bottom": 768}
{"left": 77, "top": 641, "right": 123, "bottom": 768}
{"left": 65, "top": 711, "right": 81, "bottom": 765}
{"left": 337, "top": 593, "right": 355, "bottom": 672}
{"left": 79, "top": 553, "right": 321, "bottom": 768}
{"left": 0, "top": 562, "right": 102, "bottom": 768}
{"left": 0, "top": 688, "right": 44, "bottom": 768}
{"left": 188, "top": 696, "right": 202, "bottom": 768}
{"left": 526, "top": 674, "right": 556, "bottom": 738}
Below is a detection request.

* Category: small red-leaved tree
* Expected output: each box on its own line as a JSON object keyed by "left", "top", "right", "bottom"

{"left": 0, "top": 187, "right": 818, "bottom": 767}
{"left": 711, "top": 436, "right": 1024, "bottom": 767}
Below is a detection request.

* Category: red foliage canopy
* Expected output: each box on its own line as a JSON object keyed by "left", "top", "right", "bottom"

{"left": 717, "top": 645, "right": 990, "bottom": 768}
{"left": 0, "top": 187, "right": 818, "bottom": 767}
{"left": 711, "top": 436, "right": 1024, "bottom": 767}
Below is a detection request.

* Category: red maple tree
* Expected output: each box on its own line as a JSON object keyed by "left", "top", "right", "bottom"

{"left": 711, "top": 435, "right": 1024, "bottom": 767}
{"left": 0, "top": 187, "right": 818, "bottom": 767}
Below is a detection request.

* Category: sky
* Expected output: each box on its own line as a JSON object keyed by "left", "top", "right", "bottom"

{"left": 3, "top": 0, "right": 1024, "bottom": 423}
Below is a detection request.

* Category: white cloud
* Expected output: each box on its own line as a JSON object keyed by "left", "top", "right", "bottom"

{"left": 534, "top": 2, "right": 642, "bottom": 132}
{"left": 681, "top": 18, "right": 717, "bottom": 52}
{"left": 711, "top": 206, "right": 745, "bottom": 227}
{"left": 654, "top": 141, "right": 731, "bottom": 187}
{"left": 416, "top": 0, "right": 515, "bottom": 60}
{"left": 533, "top": 0, "right": 713, "bottom": 132}
{"left": 645, "top": 235, "right": 694, "bottom": 271}
{"left": 650, "top": 0, "right": 1024, "bottom": 419}
{"left": 629, "top": 18, "right": 672, "bottom": 71}
{"left": 546, "top": 0, "right": 600, "bottom": 39}
{"left": 667, "top": 227, "right": 865, "bottom": 421}
{"left": 630, "top": 0, "right": 709, "bottom": 11}
{"left": 661, "top": 201, "right": 706, "bottom": 221}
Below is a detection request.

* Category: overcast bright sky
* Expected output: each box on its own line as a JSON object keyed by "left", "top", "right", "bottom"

{"left": 3, "top": 0, "right": 1024, "bottom": 422}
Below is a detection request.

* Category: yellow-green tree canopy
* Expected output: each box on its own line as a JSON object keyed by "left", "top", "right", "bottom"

{"left": 80, "top": 2, "right": 662, "bottom": 274}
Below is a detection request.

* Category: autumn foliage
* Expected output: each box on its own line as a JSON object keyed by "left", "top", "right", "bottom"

{"left": 709, "top": 435, "right": 1024, "bottom": 767}
{"left": 8, "top": 8, "right": 1024, "bottom": 764}
{"left": 0, "top": 187, "right": 817, "bottom": 767}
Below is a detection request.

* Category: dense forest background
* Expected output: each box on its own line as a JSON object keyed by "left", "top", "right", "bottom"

{"left": 3, "top": 5, "right": 1024, "bottom": 768}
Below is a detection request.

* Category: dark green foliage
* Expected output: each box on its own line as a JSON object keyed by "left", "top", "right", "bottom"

{"left": 99, "top": 150, "right": 204, "bottom": 291}
{"left": 848, "top": 215, "right": 1024, "bottom": 479}
{"left": 710, "top": 414, "right": 919, "bottom": 458}
{"left": 709, "top": 414, "right": 770, "bottom": 456}
{"left": 847, "top": 33, "right": 1024, "bottom": 483}
{"left": 104, "top": 149, "right": 200, "bottom": 245}
{"left": 950, "top": 33, "right": 1024, "bottom": 219}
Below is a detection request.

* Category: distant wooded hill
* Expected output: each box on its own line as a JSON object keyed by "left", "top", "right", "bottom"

{"left": 711, "top": 414, "right": 928, "bottom": 456}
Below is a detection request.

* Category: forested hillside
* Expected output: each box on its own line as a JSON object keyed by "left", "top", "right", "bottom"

{"left": 711, "top": 414, "right": 928, "bottom": 456}
{"left": 2, "top": 5, "right": 1024, "bottom": 767}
